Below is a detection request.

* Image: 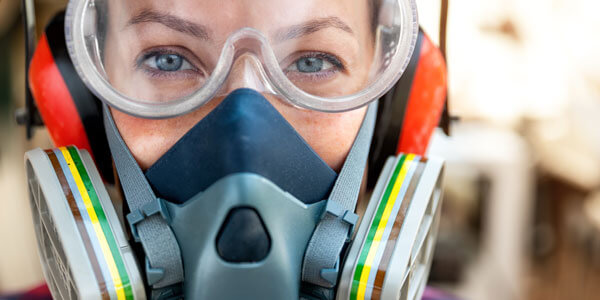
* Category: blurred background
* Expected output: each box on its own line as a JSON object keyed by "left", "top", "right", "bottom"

{"left": 1, "top": 0, "right": 600, "bottom": 299}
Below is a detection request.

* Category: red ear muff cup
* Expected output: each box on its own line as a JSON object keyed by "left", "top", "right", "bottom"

{"left": 30, "top": 34, "right": 88, "bottom": 148}
{"left": 29, "top": 12, "right": 114, "bottom": 183}
{"left": 396, "top": 33, "right": 447, "bottom": 155}
{"left": 368, "top": 30, "right": 447, "bottom": 188}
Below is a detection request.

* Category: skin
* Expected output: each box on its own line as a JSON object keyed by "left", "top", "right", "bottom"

{"left": 103, "top": 0, "right": 374, "bottom": 171}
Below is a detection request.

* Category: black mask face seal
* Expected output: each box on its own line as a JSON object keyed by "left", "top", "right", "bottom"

{"left": 145, "top": 88, "right": 337, "bottom": 205}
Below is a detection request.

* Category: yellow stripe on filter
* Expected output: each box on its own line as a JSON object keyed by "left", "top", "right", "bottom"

{"left": 59, "top": 147, "right": 127, "bottom": 300}
{"left": 356, "top": 154, "right": 416, "bottom": 300}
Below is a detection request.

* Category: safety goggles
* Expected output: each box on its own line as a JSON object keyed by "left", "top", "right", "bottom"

{"left": 66, "top": 0, "right": 418, "bottom": 118}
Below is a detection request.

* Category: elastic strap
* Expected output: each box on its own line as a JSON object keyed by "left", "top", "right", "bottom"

{"left": 103, "top": 105, "right": 184, "bottom": 290}
{"left": 302, "top": 101, "right": 378, "bottom": 287}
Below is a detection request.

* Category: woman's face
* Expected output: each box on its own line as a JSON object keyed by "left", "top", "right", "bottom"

{"left": 103, "top": 0, "right": 375, "bottom": 171}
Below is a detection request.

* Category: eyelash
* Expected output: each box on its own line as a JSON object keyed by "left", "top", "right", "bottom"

{"left": 299, "top": 52, "right": 344, "bottom": 69}
{"left": 284, "top": 52, "right": 346, "bottom": 79}
{"left": 136, "top": 49, "right": 202, "bottom": 79}
{"left": 135, "top": 48, "right": 346, "bottom": 81}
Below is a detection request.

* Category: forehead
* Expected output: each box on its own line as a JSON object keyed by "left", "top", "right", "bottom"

{"left": 106, "top": 0, "right": 372, "bottom": 37}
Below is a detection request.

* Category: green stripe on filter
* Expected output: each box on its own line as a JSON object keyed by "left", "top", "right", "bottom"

{"left": 350, "top": 154, "right": 407, "bottom": 299}
{"left": 66, "top": 146, "right": 134, "bottom": 300}
{"left": 350, "top": 154, "right": 415, "bottom": 300}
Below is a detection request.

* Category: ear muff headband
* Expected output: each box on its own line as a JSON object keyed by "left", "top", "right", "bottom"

{"left": 29, "top": 12, "right": 114, "bottom": 183}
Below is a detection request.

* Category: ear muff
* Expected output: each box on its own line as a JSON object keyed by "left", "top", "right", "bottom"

{"left": 29, "top": 11, "right": 114, "bottom": 183}
{"left": 369, "top": 29, "right": 447, "bottom": 188}
{"left": 28, "top": 13, "right": 445, "bottom": 187}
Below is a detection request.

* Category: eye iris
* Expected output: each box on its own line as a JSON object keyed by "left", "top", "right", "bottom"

{"left": 296, "top": 57, "right": 323, "bottom": 73}
{"left": 156, "top": 54, "right": 183, "bottom": 71}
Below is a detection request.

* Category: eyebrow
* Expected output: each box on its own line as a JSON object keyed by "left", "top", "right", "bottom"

{"left": 273, "top": 17, "right": 354, "bottom": 42}
{"left": 127, "top": 11, "right": 353, "bottom": 43}
{"left": 127, "top": 9, "right": 212, "bottom": 40}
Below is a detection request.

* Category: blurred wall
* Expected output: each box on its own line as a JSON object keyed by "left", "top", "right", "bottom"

{"left": 427, "top": 0, "right": 600, "bottom": 300}
{"left": 0, "top": 0, "right": 67, "bottom": 293}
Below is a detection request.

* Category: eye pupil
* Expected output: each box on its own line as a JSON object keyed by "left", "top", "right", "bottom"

{"left": 296, "top": 57, "right": 323, "bottom": 73}
{"left": 156, "top": 54, "right": 183, "bottom": 71}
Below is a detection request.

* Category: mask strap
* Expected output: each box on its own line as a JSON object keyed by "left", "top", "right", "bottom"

{"left": 302, "top": 100, "right": 378, "bottom": 288}
{"left": 103, "top": 105, "right": 184, "bottom": 292}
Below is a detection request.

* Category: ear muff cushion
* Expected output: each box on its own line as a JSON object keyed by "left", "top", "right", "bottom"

{"left": 368, "top": 30, "right": 447, "bottom": 188}
{"left": 29, "top": 12, "right": 114, "bottom": 183}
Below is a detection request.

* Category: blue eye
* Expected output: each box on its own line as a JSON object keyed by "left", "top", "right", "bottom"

{"left": 142, "top": 53, "right": 195, "bottom": 72}
{"left": 156, "top": 54, "right": 183, "bottom": 71}
{"left": 296, "top": 57, "right": 324, "bottom": 73}
{"left": 285, "top": 53, "right": 343, "bottom": 75}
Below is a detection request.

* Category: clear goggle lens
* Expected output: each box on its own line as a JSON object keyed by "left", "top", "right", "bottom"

{"left": 66, "top": 0, "right": 418, "bottom": 118}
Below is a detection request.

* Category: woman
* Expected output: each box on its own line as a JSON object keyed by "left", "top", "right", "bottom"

{"left": 22, "top": 0, "right": 447, "bottom": 298}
